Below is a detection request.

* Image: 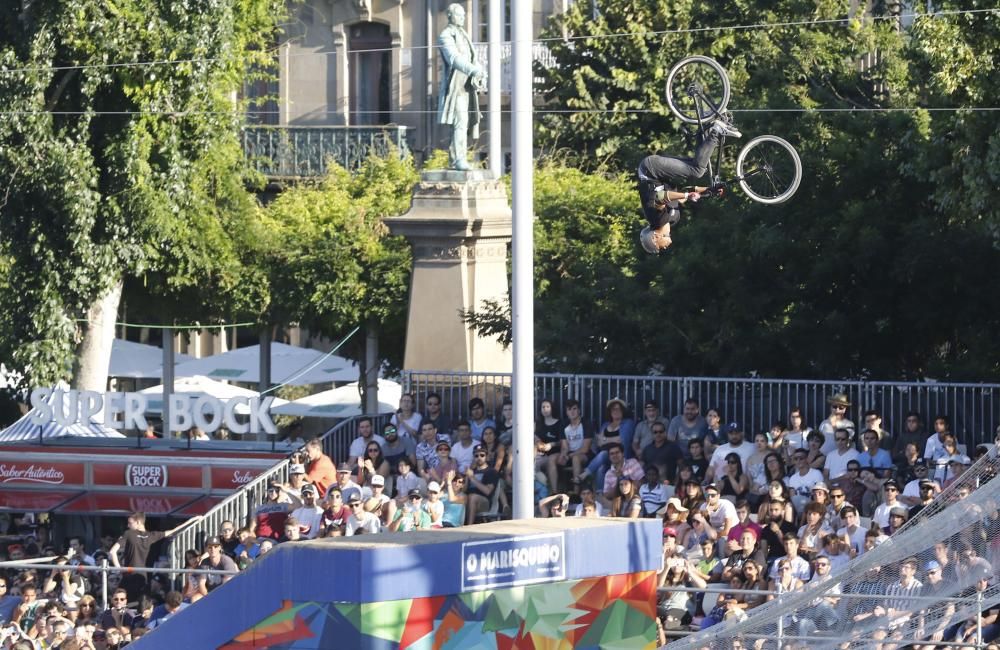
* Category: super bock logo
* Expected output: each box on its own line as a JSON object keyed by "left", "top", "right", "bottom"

{"left": 127, "top": 465, "right": 168, "bottom": 488}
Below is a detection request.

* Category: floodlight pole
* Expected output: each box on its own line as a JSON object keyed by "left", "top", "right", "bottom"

{"left": 487, "top": 0, "right": 503, "bottom": 178}
{"left": 162, "top": 328, "right": 174, "bottom": 438}
{"left": 510, "top": 0, "right": 534, "bottom": 520}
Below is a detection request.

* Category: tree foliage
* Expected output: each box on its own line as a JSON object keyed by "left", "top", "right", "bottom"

{"left": 0, "top": 0, "right": 284, "bottom": 388}
{"left": 463, "top": 0, "right": 1000, "bottom": 380}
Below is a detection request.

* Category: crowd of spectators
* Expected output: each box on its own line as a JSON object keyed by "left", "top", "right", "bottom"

{"left": 3, "top": 390, "right": 998, "bottom": 648}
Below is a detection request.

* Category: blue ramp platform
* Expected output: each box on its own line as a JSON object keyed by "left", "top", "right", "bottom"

{"left": 133, "top": 517, "right": 663, "bottom": 649}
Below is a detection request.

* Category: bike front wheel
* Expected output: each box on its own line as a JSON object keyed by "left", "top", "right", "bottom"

{"left": 735, "top": 135, "right": 802, "bottom": 204}
{"left": 665, "top": 56, "right": 731, "bottom": 125}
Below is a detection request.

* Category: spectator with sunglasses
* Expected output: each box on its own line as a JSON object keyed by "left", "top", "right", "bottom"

{"left": 389, "top": 490, "right": 432, "bottom": 531}
{"left": 464, "top": 445, "right": 500, "bottom": 525}
{"left": 345, "top": 494, "right": 382, "bottom": 536}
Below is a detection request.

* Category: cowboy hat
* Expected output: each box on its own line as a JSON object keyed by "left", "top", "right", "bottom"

{"left": 827, "top": 392, "right": 851, "bottom": 407}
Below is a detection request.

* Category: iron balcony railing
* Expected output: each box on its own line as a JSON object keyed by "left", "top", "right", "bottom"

{"left": 242, "top": 124, "right": 410, "bottom": 178}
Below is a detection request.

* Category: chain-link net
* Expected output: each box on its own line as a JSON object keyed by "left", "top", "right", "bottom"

{"left": 667, "top": 444, "right": 1000, "bottom": 650}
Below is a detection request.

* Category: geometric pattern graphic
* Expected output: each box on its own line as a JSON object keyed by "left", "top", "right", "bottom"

{"left": 219, "top": 571, "right": 658, "bottom": 650}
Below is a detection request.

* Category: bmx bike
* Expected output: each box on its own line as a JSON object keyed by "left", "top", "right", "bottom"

{"left": 664, "top": 55, "right": 802, "bottom": 204}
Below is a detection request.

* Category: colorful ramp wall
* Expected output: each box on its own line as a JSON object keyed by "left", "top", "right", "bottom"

{"left": 133, "top": 518, "right": 663, "bottom": 650}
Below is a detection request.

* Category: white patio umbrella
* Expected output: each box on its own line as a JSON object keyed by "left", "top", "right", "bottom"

{"left": 109, "top": 339, "right": 194, "bottom": 379}
{"left": 270, "top": 379, "right": 402, "bottom": 418}
{"left": 139, "top": 375, "right": 287, "bottom": 415}
{"left": 173, "top": 342, "right": 358, "bottom": 386}
{"left": 0, "top": 386, "right": 125, "bottom": 443}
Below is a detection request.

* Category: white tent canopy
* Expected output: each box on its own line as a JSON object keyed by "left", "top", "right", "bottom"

{"left": 0, "top": 386, "right": 126, "bottom": 444}
{"left": 173, "top": 342, "right": 358, "bottom": 386}
{"left": 139, "top": 375, "right": 287, "bottom": 415}
{"left": 109, "top": 339, "right": 194, "bottom": 379}
{"left": 270, "top": 379, "right": 401, "bottom": 419}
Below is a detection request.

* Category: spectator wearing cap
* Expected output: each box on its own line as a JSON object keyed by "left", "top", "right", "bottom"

{"left": 899, "top": 457, "right": 931, "bottom": 504}
{"left": 857, "top": 428, "right": 893, "bottom": 478}
{"left": 667, "top": 398, "right": 708, "bottom": 449}
{"left": 298, "top": 439, "right": 335, "bottom": 498}
{"left": 251, "top": 482, "right": 293, "bottom": 540}
{"left": 908, "top": 479, "right": 939, "bottom": 519}
{"left": 818, "top": 393, "right": 856, "bottom": 456}
{"left": 347, "top": 417, "right": 386, "bottom": 466}
{"left": 884, "top": 506, "right": 909, "bottom": 534}
{"left": 285, "top": 463, "right": 308, "bottom": 499}
{"left": 389, "top": 490, "right": 432, "bottom": 531}
{"left": 381, "top": 423, "right": 417, "bottom": 476}
{"left": 345, "top": 494, "right": 382, "bottom": 536}
{"left": 705, "top": 423, "right": 754, "bottom": 484}
{"left": 427, "top": 440, "right": 458, "bottom": 485}
{"left": 363, "top": 474, "right": 396, "bottom": 526}
{"left": 943, "top": 454, "right": 972, "bottom": 488}
{"left": 422, "top": 481, "right": 445, "bottom": 527}
{"left": 333, "top": 462, "right": 362, "bottom": 502}
{"left": 196, "top": 536, "right": 237, "bottom": 598}
{"left": 464, "top": 444, "right": 501, "bottom": 525}
{"left": 700, "top": 483, "right": 739, "bottom": 541}
{"left": 451, "top": 420, "right": 477, "bottom": 473}
{"left": 873, "top": 479, "right": 905, "bottom": 529}
{"left": 632, "top": 400, "right": 670, "bottom": 456}
{"left": 290, "top": 483, "right": 324, "bottom": 539}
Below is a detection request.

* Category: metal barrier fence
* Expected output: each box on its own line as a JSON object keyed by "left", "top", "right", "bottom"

{"left": 401, "top": 371, "right": 1000, "bottom": 449}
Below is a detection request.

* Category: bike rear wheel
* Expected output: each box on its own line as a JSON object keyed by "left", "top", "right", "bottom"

{"left": 735, "top": 135, "right": 802, "bottom": 204}
{"left": 665, "top": 56, "right": 731, "bottom": 125}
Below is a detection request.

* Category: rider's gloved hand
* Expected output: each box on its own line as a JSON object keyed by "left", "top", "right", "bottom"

{"left": 686, "top": 192, "right": 701, "bottom": 202}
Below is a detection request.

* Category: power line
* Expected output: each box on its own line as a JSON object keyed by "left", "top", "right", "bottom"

{"left": 2, "top": 106, "right": 998, "bottom": 117}
{"left": 0, "top": 7, "right": 994, "bottom": 76}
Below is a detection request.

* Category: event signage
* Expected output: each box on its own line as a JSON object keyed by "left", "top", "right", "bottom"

{"left": 126, "top": 464, "right": 168, "bottom": 488}
{"left": 461, "top": 532, "right": 566, "bottom": 591}
{"left": 28, "top": 387, "right": 277, "bottom": 434}
{"left": 0, "top": 461, "right": 85, "bottom": 486}
{"left": 210, "top": 467, "right": 264, "bottom": 489}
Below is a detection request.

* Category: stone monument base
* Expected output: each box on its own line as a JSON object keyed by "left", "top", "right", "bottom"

{"left": 383, "top": 170, "right": 512, "bottom": 373}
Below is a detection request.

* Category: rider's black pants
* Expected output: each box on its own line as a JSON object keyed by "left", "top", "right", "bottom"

{"left": 636, "top": 131, "right": 720, "bottom": 228}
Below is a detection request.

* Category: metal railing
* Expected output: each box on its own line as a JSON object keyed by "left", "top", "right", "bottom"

{"left": 401, "top": 371, "right": 1000, "bottom": 449}
{"left": 242, "top": 124, "right": 410, "bottom": 178}
{"left": 165, "top": 414, "right": 390, "bottom": 571}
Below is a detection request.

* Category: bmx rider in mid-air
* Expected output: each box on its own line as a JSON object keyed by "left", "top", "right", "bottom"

{"left": 637, "top": 116, "right": 742, "bottom": 254}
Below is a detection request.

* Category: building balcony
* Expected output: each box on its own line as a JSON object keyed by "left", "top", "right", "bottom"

{"left": 242, "top": 125, "right": 410, "bottom": 179}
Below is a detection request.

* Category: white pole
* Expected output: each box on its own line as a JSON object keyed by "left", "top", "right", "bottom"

{"left": 487, "top": 0, "right": 502, "bottom": 178}
{"left": 511, "top": 0, "right": 534, "bottom": 520}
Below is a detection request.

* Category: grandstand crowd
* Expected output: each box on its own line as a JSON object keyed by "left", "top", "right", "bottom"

{"left": 1, "top": 390, "right": 998, "bottom": 648}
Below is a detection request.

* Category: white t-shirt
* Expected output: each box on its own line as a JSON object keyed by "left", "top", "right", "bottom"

{"left": 349, "top": 434, "right": 387, "bottom": 460}
{"left": 390, "top": 412, "right": 423, "bottom": 439}
{"left": 923, "top": 433, "right": 947, "bottom": 461}
{"left": 770, "top": 555, "right": 812, "bottom": 582}
{"left": 824, "top": 448, "right": 860, "bottom": 479}
{"left": 563, "top": 422, "right": 588, "bottom": 453}
{"left": 784, "top": 430, "right": 811, "bottom": 450}
{"left": 708, "top": 442, "right": 755, "bottom": 477}
{"left": 451, "top": 440, "right": 476, "bottom": 473}
{"left": 422, "top": 499, "right": 444, "bottom": 524}
{"left": 346, "top": 511, "right": 382, "bottom": 536}
{"left": 872, "top": 500, "right": 901, "bottom": 530}
{"left": 290, "top": 505, "right": 324, "bottom": 539}
{"left": 639, "top": 482, "right": 670, "bottom": 516}
{"left": 700, "top": 498, "right": 739, "bottom": 532}
{"left": 785, "top": 468, "right": 825, "bottom": 499}
{"left": 837, "top": 525, "right": 867, "bottom": 555}
{"left": 819, "top": 418, "right": 856, "bottom": 455}
{"left": 574, "top": 502, "right": 606, "bottom": 517}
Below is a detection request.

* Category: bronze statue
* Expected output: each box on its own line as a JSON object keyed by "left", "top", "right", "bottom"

{"left": 437, "top": 3, "right": 485, "bottom": 171}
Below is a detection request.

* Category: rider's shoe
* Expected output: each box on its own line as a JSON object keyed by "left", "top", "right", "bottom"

{"left": 709, "top": 118, "right": 742, "bottom": 139}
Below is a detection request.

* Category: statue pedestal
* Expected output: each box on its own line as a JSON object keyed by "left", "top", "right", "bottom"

{"left": 384, "top": 170, "right": 512, "bottom": 373}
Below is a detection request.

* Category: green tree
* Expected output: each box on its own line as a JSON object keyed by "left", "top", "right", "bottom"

{"left": 0, "top": 0, "right": 284, "bottom": 390}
